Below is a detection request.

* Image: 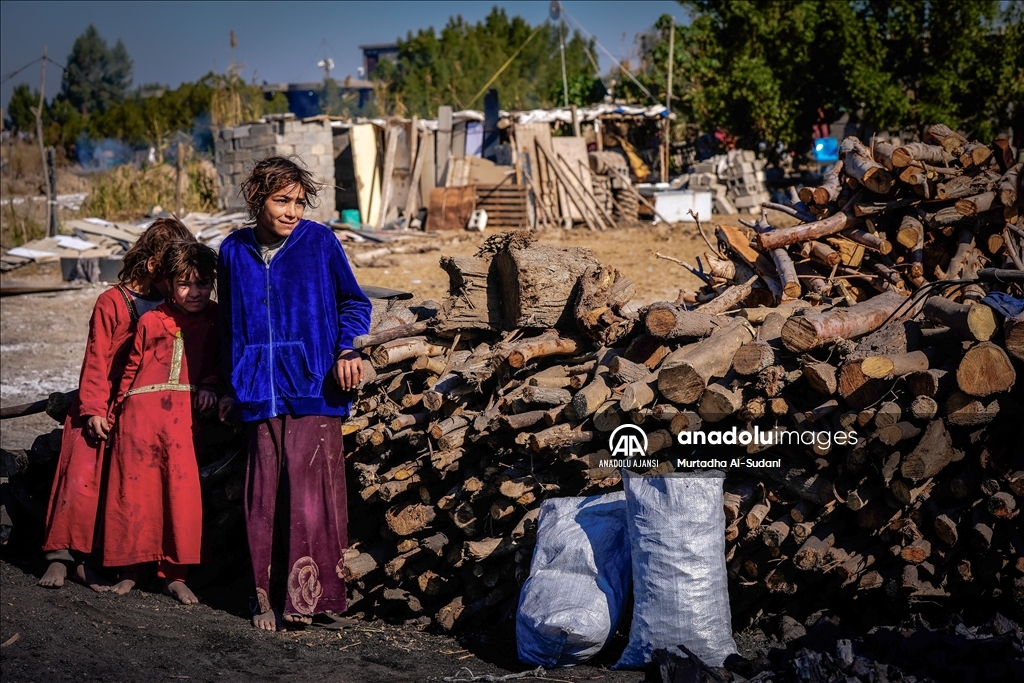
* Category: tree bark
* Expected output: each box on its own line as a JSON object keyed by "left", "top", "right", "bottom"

{"left": 781, "top": 291, "right": 907, "bottom": 352}
{"left": 657, "top": 320, "right": 754, "bottom": 404}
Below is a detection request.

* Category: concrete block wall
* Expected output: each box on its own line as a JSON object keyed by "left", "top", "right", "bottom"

{"left": 215, "top": 117, "right": 337, "bottom": 224}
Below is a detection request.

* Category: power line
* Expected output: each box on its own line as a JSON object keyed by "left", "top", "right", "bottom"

{"left": 2, "top": 56, "right": 67, "bottom": 85}
{"left": 1, "top": 56, "right": 42, "bottom": 85}
{"left": 558, "top": 6, "right": 660, "bottom": 106}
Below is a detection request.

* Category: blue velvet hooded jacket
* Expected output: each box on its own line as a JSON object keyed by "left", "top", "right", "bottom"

{"left": 218, "top": 219, "right": 372, "bottom": 422}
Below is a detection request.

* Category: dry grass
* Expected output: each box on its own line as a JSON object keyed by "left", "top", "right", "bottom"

{"left": 81, "top": 157, "right": 217, "bottom": 221}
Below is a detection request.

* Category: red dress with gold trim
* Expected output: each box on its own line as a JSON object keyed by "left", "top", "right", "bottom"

{"left": 102, "top": 302, "right": 219, "bottom": 567}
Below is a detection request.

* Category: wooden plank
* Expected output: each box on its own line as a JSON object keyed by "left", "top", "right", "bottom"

{"left": 420, "top": 130, "right": 436, "bottom": 209}
{"left": 377, "top": 125, "right": 401, "bottom": 228}
{"left": 551, "top": 137, "right": 594, "bottom": 223}
{"left": 404, "top": 123, "right": 425, "bottom": 223}
{"left": 427, "top": 186, "right": 476, "bottom": 231}
{"left": 436, "top": 106, "right": 453, "bottom": 186}
{"left": 351, "top": 123, "right": 381, "bottom": 226}
{"left": 67, "top": 220, "right": 138, "bottom": 244}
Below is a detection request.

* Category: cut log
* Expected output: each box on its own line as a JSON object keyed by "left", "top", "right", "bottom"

{"left": 698, "top": 380, "right": 744, "bottom": 423}
{"left": 521, "top": 385, "right": 572, "bottom": 407}
{"left": 809, "top": 161, "right": 843, "bottom": 205}
{"left": 860, "top": 348, "right": 943, "bottom": 380}
{"left": 803, "top": 362, "right": 838, "bottom": 395}
{"left": 371, "top": 337, "right": 448, "bottom": 368}
{"left": 506, "top": 332, "right": 581, "bottom": 369}
{"left": 732, "top": 341, "right": 775, "bottom": 376}
{"left": 924, "top": 124, "right": 969, "bottom": 156}
{"left": 781, "top": 291, "right": 907, "bottom": 352}
{"left": 529, "top": 423, "right": 594, "bottom": 452}
{"left": 658, "top": 320, "right": 755, "bottom": 404}
{"left": 355, "top": 320, "right": 431, "bottom": 349}
{"left": 494, "top": 242, "right": 601, "bottom": 330}
{"left": 956, "top": 342, "right": 1016, "bottom": 396}
{"left": 840, "top": 137, "right": 894, "bottom": 194}
{"left": 1005, "top": 314, "right": 1024, "bottom": 362}
{"left": 757, "top": 210, "right": 855, "bottom": 251}
{"left": 437, "top": 256, "right": 502, "bottom": 331}
{"left": 900, "top": 420, "right": 953, "bottom": 481}
{"left": 998, "top": 163, "right": 1020, "bottom": 207}
{"left": 386, "top": 503, "right": 437, "bottom": 536}
{"left": 890, "top": 143, "right": 953, "bottom": 168}
{"left": 565, "top": 348, "right": 620, "bottom": 420}
{"left": 643, "top": 304, "right": 722, "bottom": 339}
{"left": 697, "top": 275, "right": 760, "bottom": 315}
{"left": 954, "top": 191, "right": 998, "bottom": 217}
{"left": 574, "top": 264, "right": 636, "bottom": 346}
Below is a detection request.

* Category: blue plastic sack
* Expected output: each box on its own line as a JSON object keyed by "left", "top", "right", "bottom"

{"left": 516, "top": 491, "right": 631, "bottom": 667}
{"left": 614, "top": 471, "right": 737, "bottom": 669}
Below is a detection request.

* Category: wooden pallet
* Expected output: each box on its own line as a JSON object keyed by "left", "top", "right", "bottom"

{"left": 476, "top": 183, "right": 529, "bottom": 229}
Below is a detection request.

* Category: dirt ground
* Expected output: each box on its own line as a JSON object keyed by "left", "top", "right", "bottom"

{"left": 0, "top": 224, "right": 747, "bottom": 683}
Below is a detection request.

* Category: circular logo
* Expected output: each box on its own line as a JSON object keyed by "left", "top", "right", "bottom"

{"left": 608, "top": 424, "right": 648, "bottom": 458}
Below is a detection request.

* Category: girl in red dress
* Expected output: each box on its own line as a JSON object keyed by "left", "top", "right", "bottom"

{"left": 101, "top": 241, "right": 221, "bottom": 604}
{"left": 39, "top": 219, "right": 195, "bottom": 590}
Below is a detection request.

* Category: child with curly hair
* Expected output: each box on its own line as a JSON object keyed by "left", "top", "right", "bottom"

{"left": 102, "top": 241, "right": 221, "bottom": 604}
{"left": 40, "top": 218, "right": 195, "bottom": 590}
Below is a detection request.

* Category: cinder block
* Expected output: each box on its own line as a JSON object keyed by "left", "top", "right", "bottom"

{"left": 249, "top": 123, "right": 272, "bottom": 137}
{"left": 274, "top": 144, "right": 295, "bottom": 156}
{"left": 310, "top": 144, "right": 326, "bottom": 156}
{"left": 234, "top": 125, "right": 251, "bottom": 138}
{"left": 303, "top": 132, "right": 323, "bottom": 144}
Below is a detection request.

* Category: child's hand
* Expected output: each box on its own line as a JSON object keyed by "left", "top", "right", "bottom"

{"left": 86, "top": 415, "right": 111, "bottom": 440}
{"left": 333, "top": 350, "right": 364, "bottom": 391}
{"left": 217, "top": 395, "right": 235, "bottom": 424}
{"left": 194, "top": 389, "right": 217, "bottom": 412}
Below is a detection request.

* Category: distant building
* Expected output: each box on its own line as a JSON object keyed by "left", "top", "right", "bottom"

{"left": 360, "top": 43, "right": 398, "bottom": 78}
{"left": 261, "top": 78, "right": 375, "bottom": 119}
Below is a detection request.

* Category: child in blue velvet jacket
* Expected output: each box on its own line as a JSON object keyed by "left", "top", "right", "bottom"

{"left": 217, "top": 156, "right": 371, "bottom": 631}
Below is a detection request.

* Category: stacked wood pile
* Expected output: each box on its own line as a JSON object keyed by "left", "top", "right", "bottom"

{"left": 338, "top": 123, "right": 1023, "bottom": 627}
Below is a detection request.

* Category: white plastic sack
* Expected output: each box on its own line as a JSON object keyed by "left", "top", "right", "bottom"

{"left": 516, "top": 491, "right": 631, "bottom": 667}
{"left": 615, "top": 470, "right": 737, "bottom": 669}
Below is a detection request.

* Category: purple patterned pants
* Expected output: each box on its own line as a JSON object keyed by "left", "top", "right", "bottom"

{"left": 245, "top": 414, "right": 348, "bottom": 618}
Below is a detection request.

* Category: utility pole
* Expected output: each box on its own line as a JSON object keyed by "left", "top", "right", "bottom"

{"left": 662, "top": 18, "right": 675, "bottom": 183}
{"left": 47, "top": 147, "right": 57, "bottom": 236}
{"left": 32, "top": 47, "right": 52, "bottom": 234}
{"left": 552, "top": 1, "right": 569, "bottom": 108}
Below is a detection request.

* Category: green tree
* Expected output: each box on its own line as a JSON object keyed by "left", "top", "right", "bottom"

{"left": 7, "top": 84, "right": 38, "bottom": 133}
{"left": 63, "top": 24, "right": 134, "bottom": 115}
{"left": 635, "top": 0, "right": 1017, "bottom": 150}
{"left": 379, "top": 7, "right": 600, "bottom": 117}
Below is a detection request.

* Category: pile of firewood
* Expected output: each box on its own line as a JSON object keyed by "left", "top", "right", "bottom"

{"left": 338, "top": 126, "right": 1023, "bottom": 631}
{"left": 2, "top": 126, "right": 1021, "bottom": 638}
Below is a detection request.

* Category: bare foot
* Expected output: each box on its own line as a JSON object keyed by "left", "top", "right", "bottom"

{"left": 71, "top": 563, "right": 111, "bottom": 593}
{"left": 253, "top": 608, "right": 282, "bottom": 632}
{"left": 38, "top": 561, "right": 68, "bottom": 588}
{"left": 164, "top": 580, "right": 199, "bottom": 605}
{"left": 283, "top": 613, "right": 313, "bottom": 627}
{"left": 109, "top": 569, "right": 142, "bottom": 595}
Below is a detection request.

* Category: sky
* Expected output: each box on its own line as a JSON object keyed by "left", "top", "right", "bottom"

{"left": 0, "top": 1, "right": 685, "bottom": 111}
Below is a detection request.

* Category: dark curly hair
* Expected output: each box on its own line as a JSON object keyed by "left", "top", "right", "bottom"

{"left": 118, "top": 218, "right": 195, "bottom": 287}
{"left": 162, "top": 241, "right": 218, "bottom": 284}
{"left": 239, "top": 156, "right": 321, "bottom": 221}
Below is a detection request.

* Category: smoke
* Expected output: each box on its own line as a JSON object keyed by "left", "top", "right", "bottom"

{"left": 76, "top": 135, "right": 134, "bottom": 169}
